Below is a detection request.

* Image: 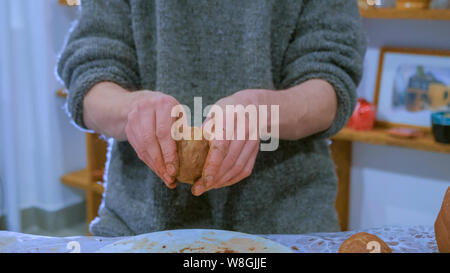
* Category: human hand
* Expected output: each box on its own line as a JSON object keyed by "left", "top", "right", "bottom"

{"left": 124, "top": 91, "right": 181, "bottom": 189}
{"left": 191, "top": 89, "right": 267, "bottom": 196}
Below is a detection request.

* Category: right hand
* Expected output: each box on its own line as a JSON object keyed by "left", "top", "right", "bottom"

{"left": 124, "top": 91, "right": 181, "bottom": 189}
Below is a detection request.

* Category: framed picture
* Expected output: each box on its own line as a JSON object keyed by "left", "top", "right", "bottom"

{"left": 374, "top": 47, "right": 450, "bottom": 129}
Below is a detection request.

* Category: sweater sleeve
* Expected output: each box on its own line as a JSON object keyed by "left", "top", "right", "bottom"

{"left": 56, "top": 0, "right": 140, "bottom": 130}
{"left": 279, "top": 0, "right": 366, "bottom": 139}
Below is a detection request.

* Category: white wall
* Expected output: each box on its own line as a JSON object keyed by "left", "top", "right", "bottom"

{"left": 350, "top": 18, "right": 450, "bottom": 230}
{"left": 0, "top": 0, "right": 86, "bottom": 230}
{"left": 35, "top": 0, "right": 87, "bottom": 211}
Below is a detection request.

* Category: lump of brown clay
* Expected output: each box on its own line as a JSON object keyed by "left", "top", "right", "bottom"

{"left": 176, "top": 127, "right": 210, "bottom": 184}
{"left": 435, "top": 187, "right": 450, "bottom": 253}
{"left": 338, "top": 232, "right": 392, "bottom": 253}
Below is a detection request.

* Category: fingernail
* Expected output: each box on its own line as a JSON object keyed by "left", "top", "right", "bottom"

{"left": 164, "top": 173, "right": 173, "bottom": 184}
{"left": 205, "top": 176, "right": 214, "bottom": 187}
{"left": 166, "top": 163, "right": 176, "bottom": 176}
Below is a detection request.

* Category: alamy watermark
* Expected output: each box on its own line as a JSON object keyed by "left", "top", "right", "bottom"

{"left": 170, "top": 97, "right": 279, "bottom": 151}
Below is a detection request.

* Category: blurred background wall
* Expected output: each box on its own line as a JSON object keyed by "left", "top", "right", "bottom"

{"left": 0, "top": 0, "right": 86, "bottom": 232}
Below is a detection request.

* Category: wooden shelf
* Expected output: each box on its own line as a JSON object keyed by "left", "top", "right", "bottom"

{"left": 58, "top": 0, "right": 79, "bottom": 6}
{"left": 332, "top": 127, "right": 450, "bottom": 154}
{"left": 360, "top": 7, "right": 450, "bottom": 20}
{"left": 61, "top": 169, "right": 89, "bottom": 189}
{"left": 61, "top": 168, "right": 104, "bottom": 195}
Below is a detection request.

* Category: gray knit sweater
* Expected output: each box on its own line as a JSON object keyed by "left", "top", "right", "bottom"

{"left": 57, "top": 0, "right": 366, "bottom": 237}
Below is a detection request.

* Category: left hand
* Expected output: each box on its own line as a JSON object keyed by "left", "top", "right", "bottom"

{"left": 191, "top": 89, "right": 266, "bottom": 196}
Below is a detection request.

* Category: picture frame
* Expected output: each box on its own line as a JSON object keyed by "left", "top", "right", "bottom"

{"left": 374, "top": 47, "right": 450, "bottom": 129}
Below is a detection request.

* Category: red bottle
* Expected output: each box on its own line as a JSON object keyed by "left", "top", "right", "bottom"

{"left": 347, "top": 98, "right": 376, "bottom": 131}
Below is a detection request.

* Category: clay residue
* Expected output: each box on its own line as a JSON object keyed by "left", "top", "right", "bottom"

{"left": 0, "top": 237, "right": 18, "bottom": 250}
{"left": 179, "top": 246, "right": 206, "bottom": 253}
{"left": 202, "top": 237, "right": 217, "bottom": 242}
{"left": 171, "top": 237, "right": 269, "bottom": 253}
{"left": 129, "top": 238, "right": 157, "bottom": 251}
{"left": 101, "top": 232, "right": 287, "bottom": 253}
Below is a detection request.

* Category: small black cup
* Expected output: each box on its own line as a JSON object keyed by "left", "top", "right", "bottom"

{"left": 432, "top": 112, "right": 450, "bottom": 144}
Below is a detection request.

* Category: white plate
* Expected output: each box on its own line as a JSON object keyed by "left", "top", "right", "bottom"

{"left": 97, "top": 229, "right": 293, "bottom": 253}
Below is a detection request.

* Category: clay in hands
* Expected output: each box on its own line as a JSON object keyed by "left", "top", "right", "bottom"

{"left": 176, "top": 127, "right": 210, "bottom": 184}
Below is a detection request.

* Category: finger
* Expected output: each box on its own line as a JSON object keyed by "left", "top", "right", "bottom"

{"left": 216, "top": 144, "right": 259, "bottom": 189}
{"left": 155, "top": 103, "right": 179, "bottom": 177}
{"left": 215, "top": 140, "right": 259, "bottom": 187}
{"left": 139, "top": 108, "right": 174, "bottom": 187}
{"left": 125, "top": 111, "right": 157, "bottom": 173}
{"left": 147, "top": 143, "right": 175, "bottom": 187}
{"left": 213, "top": 140, "right": 246, "bottom": 183}
{"left": 191, "top": 177, "right": 206, "bottom": 196}
{"left": 128, "top": 120, "right": 177, "bottom": 189}
{"left": 202, "top": 139, "right": 230, "bottom": 188}
{"left": 199, "top": 141, "right": 258, "bottom": 193}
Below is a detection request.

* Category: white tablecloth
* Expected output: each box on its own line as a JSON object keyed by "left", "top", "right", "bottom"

{"left": 0, "top": 225, "right": 438, "bottom": 253}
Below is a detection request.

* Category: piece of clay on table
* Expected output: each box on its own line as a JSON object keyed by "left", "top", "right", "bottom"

{"left": 435, "top": 187, "right": 450, "bottom": 253}
{"left": 338, "top": 232, "right": 392, "bottom": 253}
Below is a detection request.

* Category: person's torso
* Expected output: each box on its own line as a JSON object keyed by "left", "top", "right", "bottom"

{"left": 93, "top": 0, "right": 339, "bottom": 236}
{"left": 129, "top": 0, "right": 304, "bottom": 108}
